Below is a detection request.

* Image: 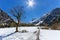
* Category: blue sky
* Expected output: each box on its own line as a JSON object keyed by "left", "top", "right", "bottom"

{"left": 0, "top": 0, "right": 60, "bottom": 23}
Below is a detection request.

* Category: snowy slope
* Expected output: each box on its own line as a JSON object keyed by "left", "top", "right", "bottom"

{"left": 35, "top": 21, "right": 43, "bottom": 25}
{"left": 31, "top": 8, "right": 60, "bottom": 26}
{"left": 30, "top": 13, "right": 49, "bottom": 25}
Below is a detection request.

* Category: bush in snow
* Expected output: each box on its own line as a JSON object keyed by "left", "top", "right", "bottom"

{"left": 21, "top": 30, "right": 28, "bottom": 33}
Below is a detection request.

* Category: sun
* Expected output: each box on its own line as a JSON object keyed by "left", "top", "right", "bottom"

{"left": 27, "top": 0, "right": 35, "bottom": 7}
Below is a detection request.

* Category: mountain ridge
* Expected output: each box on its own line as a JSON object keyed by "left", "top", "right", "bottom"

{"left": 31, "top": 8, "right": 60, "bottom": 26}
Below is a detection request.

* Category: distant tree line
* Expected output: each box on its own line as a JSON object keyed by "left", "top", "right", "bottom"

{"left": 0, "top": 22, "right": 34, "bottom": 28}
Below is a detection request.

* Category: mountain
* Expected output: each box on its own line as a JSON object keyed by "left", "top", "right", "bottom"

{"left": 31, "top": 8, "right": 60, "bottom": 26}
{"left": 30, "top": 13, "right": 50, "bottom": 25}
{"left": 0, "top": 9, "right": 13, "bottom": 25}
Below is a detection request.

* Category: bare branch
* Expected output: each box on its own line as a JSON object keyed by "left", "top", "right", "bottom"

{"left": 9, "top": 6, "right": 25, "bottom": 32}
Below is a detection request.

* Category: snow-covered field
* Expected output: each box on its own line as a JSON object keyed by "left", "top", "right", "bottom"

{"left": 1, "top": 27, "right": 37, "bottom": 40}
{"left": 0, "top": 27, "right": 60, "bottom": 40}
{"left": 40, "top": 29, "right": 60, "bottom": 40}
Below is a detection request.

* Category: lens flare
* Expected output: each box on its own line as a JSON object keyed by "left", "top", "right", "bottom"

{"left": 27, "top": 0, "right": 35, "bottom": 7}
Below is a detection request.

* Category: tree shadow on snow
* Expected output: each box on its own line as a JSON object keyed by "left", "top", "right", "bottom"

{"left": 2, "top": 32, "right": 16, "bottom": 38}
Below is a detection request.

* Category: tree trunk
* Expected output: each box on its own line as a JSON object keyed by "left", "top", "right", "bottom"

{"left": 15, "top": 19, "right": 20, "bottom": 32}
{"left": 16, "top": 25, "right": 18, "bottom": 32}
{"left": 15, "top": 23, "right": 18, "bottom": 32}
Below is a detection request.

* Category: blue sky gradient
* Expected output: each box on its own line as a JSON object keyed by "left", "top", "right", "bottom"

{"left": 0, "top": 0, "right": 60, "bottom": 23}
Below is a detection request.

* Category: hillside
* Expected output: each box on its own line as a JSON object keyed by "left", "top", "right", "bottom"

{"left": 0, "top": 9, "right": 13, "bottom": 27}
{"left": 31, "top": 8, "right": 60, "bottom": 26}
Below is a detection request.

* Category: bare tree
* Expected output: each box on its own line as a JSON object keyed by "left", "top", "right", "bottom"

{"left": 10, "top": 6, "right": 24, "bottom": 32}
